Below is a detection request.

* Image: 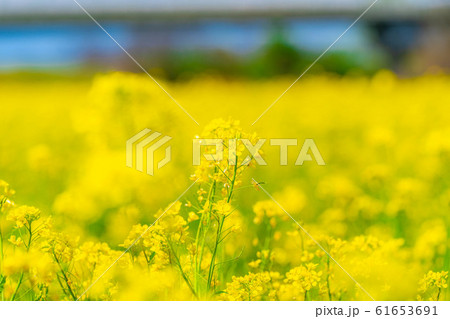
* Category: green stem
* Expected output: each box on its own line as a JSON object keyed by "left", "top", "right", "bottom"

{"left": 193, "top": 212, "right": 205, "bottom": 293}
{"left": 142, "top": 248, "right": 150, "bottom": 269}
{"left": 195, "top": 172, "right": 217, "bottom": 294}
{"left": 10, "top": 272, "right": 24, "bottom": 301}
{"left": 53, "top": 252, "right": 76, "bottom": 301}
{"left": 226, "top": 157, "right": 238, "bottom": 203}
{"left": 207, "top": 215, "right": 225, "bottom": 291}
{"left": 167, "top": 240, "right": 197, "bottom": 298}
{"left": 26, "top": 221, "right": 32, "bottom": 252}
{"left": 207, "top": 157, "right": 238, "bottom": 292}
{"left": 326, "top": 256, "right": 332, "bottom": 301}
{"left": 10, "top": 221, "right": 34, "bottom": 301}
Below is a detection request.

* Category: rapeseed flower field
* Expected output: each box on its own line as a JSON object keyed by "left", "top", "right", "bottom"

{"left": 0, "top": 71, "right": 449, "bottom": 300}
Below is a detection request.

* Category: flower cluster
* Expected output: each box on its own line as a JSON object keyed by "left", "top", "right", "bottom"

{"left": 418, "top": 271, "right": 448, "bottom": 301}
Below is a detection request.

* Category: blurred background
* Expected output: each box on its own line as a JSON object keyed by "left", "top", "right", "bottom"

{"left": 1, "top": 0, "right": 450, "bottom": 78}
